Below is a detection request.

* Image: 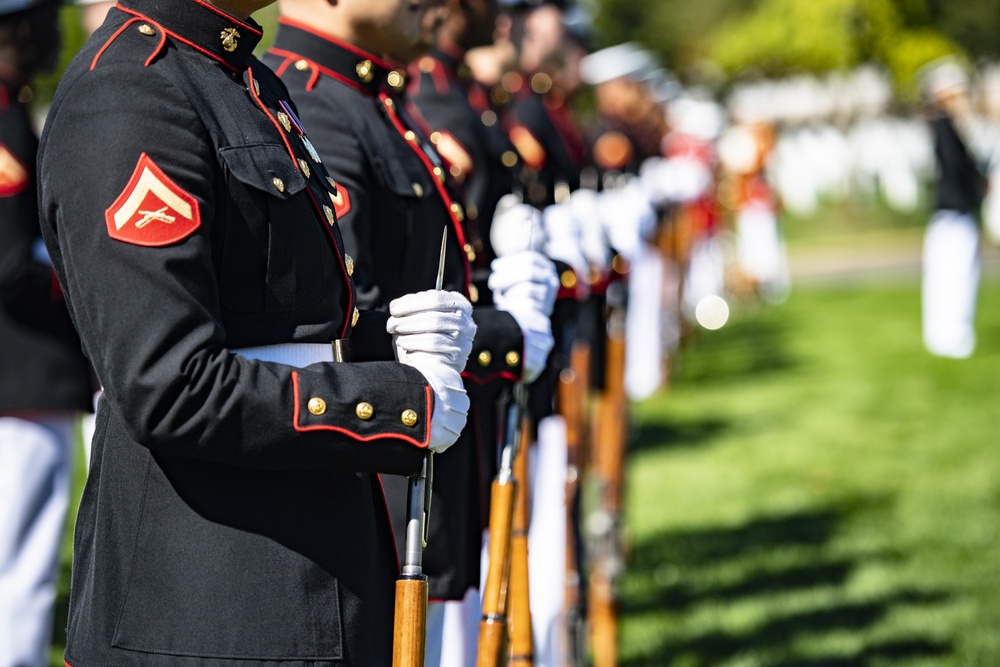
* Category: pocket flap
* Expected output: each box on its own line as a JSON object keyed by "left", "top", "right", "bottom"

{"left": 219, "top": 143, "right": 307, "bottom": 199}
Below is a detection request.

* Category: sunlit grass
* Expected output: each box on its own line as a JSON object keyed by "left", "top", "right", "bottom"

{"left": 620, "top": 276, "right": 1000, "bottom": 666}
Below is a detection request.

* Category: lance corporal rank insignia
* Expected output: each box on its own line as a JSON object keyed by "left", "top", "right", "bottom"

{"left": 105, "top": 153, "right": 201, "bottom": 246}
{"left": 0, "top": 144, "right": 29, "bottom": 198}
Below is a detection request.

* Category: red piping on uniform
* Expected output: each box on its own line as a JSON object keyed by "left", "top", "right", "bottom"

{"left": 291, "top": 372, "right": 432, "bottom": 448}
{"left": 90, "top": 16, "right": 142, "bottom": 70}
{"left": 115, "top": 7, "right": 242, "bottom": 73}
{"left": 430, "top": 59, "right": 449, "bottom": 96}
{"left": 189, "top": 0, "right": 262, "bottom": 35}
{"left": 144, "top": 23, "right": 168, "bottom": 67}
{"left": 268, "top": 48, "right": 368, "bottom": 96}
{"left": 278, "top": 17, "right": 395, "bottom": 71}
{"left": 381, "top": 92, "right": 472, "bottom": 294}
{"left": 273, "top": 56, "right": 293, "bottom": 78}
{"left": 460, "top": 371, "right": 520, "bottom": 385}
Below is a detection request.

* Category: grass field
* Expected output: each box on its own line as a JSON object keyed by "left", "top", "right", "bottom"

{"left": 619, "top": 274, "right": 1000, "bottom": 666}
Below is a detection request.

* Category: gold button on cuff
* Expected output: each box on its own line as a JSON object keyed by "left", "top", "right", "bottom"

{"left": 412, "top": 183, "right": 424, "bottom": 197}
{"left": 272, "top": 177, "right": 285, "bottom": 193}
{"left": 138, "top": 24, "right": 155, "bottom": 35}
{"left": 478, "top": 351, "right": 492, "bottom": 367}
{"left": 307, "top": 397, "right": 327, "bottom": 415}
{"left": 506, "top": 351, "right": 521, "bottom": 367}
{"left": 323, "top": 205, "right": 335, "bottom": 226}
{"left": 401, "top": 409, "right": 419, "bottom": 427}
{"left": 351, "top": 307, "right": 360, "bottom": 327}
{"left": 345, "top": 254, "right": 355, "bottom": 276}
{"left": 295, "top": 59, "right": 310, "bottom": 71}
{"left": 450, "top": 203, "right": 465, "bottom": 222}
{"left": 277, "top": 111, "right": 292, "bottom": 132}
{"left": 356, "top": 60, "right": 374, "bottom": 83}
{"left": 561, "top": 270, "right": 577, "bottom": 289}
{"left": 298, "top": 159, "right": 311, "bottom": 179}
{"left": 356, "top": 402, "right": 374, "bottom": 420}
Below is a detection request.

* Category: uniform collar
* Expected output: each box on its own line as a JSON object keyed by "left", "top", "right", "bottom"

{"left": 270, "top": 18, "right": 408, "bottom": 97}
{"left": 115, "top": 0, "right": 263, "bottom": 72}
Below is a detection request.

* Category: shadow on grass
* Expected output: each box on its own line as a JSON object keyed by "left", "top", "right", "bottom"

{"left": 674, "top": 319, "right": 797, "bottom": 386}
{"left": 620, "top": 503, "right": 954, "bottom": 667}
{"left": 628, "top": 416, "right": 731, "bottom": 455}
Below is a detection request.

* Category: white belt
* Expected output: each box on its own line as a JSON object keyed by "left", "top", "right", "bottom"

{"left": 232, "top": 343, "right": 334, "bottom": 368}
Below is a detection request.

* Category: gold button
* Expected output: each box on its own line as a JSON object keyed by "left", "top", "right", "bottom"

{"left": 387, "top": 70, "right": 405, "bottom": 90}
{"left": 295, "top": 59, "right": 310, "bottom": 71}
{"left": 433, "top": 166, "right": 445, "bottom": 182}
{"left": 450, "top": 203, "right": 464, "bottom": 222}
{"left": 384, "top": 97, "right": 394, "bottom": 108}
{"left": 611, "top": 254, "right": 629, "bottom": 275}
{"left": 412, "top": 183, "right": 424, "bottom": 197}
{"left": 429, "top": 131, "right": 442, "bottom": 144}
{"left": 356, "top": 59, "right": 374, "bottom": 83}
{"left": 345, "top": 254, "right": 354, "bottom": 276}
{"left": 352, "top": 307, "right": 360, "bottom": 327}
{"left": 506, "top": 351, "right": 520, "bottom": 367}
{"left": 464, "top": 243, "right": 476, "bottom": 262}
{"left": 467, "top": 205, "right": 478, "bottom": 221}
{"left": 356, "top": 402, "right": 374, "bottom": 420}
{"left": 138, "top": 24, "right": 154, "bottom": 35}
{"left": 561, "top": 270, "right": 577, "bottom": 289}
{"left": 404, "top": 130, "right": 416, "bottom": 142}
{"left": 469, "top": 284, "right": 479, "bottom": 303}
{"left": 481, "top": 110, "right": 497, "bottom": 126}
{"left": 272, "top": 177, "right": 285, "bottom": 193}
{"left": 307, "top": 397, "right": 327, "bottom": 415}
{"left": 323, "top": 205, "right": 335, "bottom": 226}
{"left": 298, "top": 158, "right": 311, "bottom": 179}
{"left": 419, "top": 56, "right": 435, "bottom": 73}
{"left": 277, "top": 111, "right": 292, "bottom": 132}
{"left": 401, "top": 409, "right": 419, "bottom": 427}
{"left": 530, "top": 72, "right": 553, "bottom": 95}
{"left": 478, "top": 351, "right": 492, "bottom": 367}
{"left": 501, "top": 151, "right": 519, "bottom": 168}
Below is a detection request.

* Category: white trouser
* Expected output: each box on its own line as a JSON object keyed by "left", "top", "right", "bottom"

{"left": 625, "top": 244, "right": 664, "bottom": 401}
{"left": 425, "top": 586, "right": 481, "bottom": 667}
{"left": 922, "top": 210, "right": 980, "bottom": 358}
{"left": 0, "top": 414, "right": 77, "bottom": 667}
{"left": 528, "top": 415, "right": 568, "bottom": 667}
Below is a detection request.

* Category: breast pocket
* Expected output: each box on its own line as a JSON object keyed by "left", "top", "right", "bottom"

{"left": 217, "top": 143, "right": 326, "bottom": 313}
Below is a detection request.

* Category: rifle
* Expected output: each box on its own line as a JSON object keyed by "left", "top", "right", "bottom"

{"left": 392, "top": 228, "right": 447, "bottom": 667}
{"left": 558, "top": 340, "right": 591, "bottom": 667}
{"left": 507, "top": 413, "right": 534, "bottom": 667}
{"left": 477, "top": 382, "right": 527, "bottom": 667}
{"left": 588, "top": 278, "right": 628, "bottom": 667}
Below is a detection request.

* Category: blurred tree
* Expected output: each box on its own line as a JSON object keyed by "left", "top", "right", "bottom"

{"left": 927, "top": 0, "right": 1000, "bottom": 60}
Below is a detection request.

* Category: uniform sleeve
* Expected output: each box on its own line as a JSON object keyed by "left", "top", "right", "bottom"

{"left": 462, "top": 306, "right": 523, "bottom": 401}
{"left": 39, "top": 62, "right": 429, "bottom": 475}
{"left": 294, "top": 90, "right": 385, "bottom": 310}
{"left": 0, "top": 109, "right": 64, "bottom": 322}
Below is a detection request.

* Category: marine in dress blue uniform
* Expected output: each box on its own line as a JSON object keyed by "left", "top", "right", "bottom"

{"left": 264, "top": 14, "right": 530, "bottom": 605}
{"left": 38, "top": 0, "right": 475, "bottom": 665}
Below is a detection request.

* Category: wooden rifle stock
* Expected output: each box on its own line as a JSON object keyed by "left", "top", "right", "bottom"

{"left": 558, "top": 341, "right": 591, "bottom": 666}
{"left": 589, "top": 306, "right": 628, "bottom": 667}
{"left": 393, "top": 455, "right": 432, "bottom": 667}
{"left": 477, "top": 385, "right": 526, "bottom": 667}
{"left": 507, "top": 417, "right": 534, "bottom": 666}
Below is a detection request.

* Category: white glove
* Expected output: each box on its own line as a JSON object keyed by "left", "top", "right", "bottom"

{"left": 489, "top": 251, "right": 559, "bottom": 383}
{"left": 490, "top": 194, "right": 547, "bottom": 257}
{"left": 568, "top": 189, "right": 611, "bottom": 271}
{"left": 597, "top": 181, "right": 657, "bottom": 263}
{"left": 387, "top": 290, "right": 477, "bottom": 453}
{"left": 541, "top": 200, "right": 589, "bottom": 281}
{"left": 639, "top": 156, "right": 712, "bottom": 206}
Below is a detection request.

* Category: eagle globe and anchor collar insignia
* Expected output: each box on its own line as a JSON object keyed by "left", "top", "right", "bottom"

{"left": 114, "top": 0, "right": 263, "bottom": 72}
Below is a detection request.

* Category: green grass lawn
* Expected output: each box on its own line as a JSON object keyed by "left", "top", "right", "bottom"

{"left": 620, "top": 275, "right": 1000, "bottom": 667}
